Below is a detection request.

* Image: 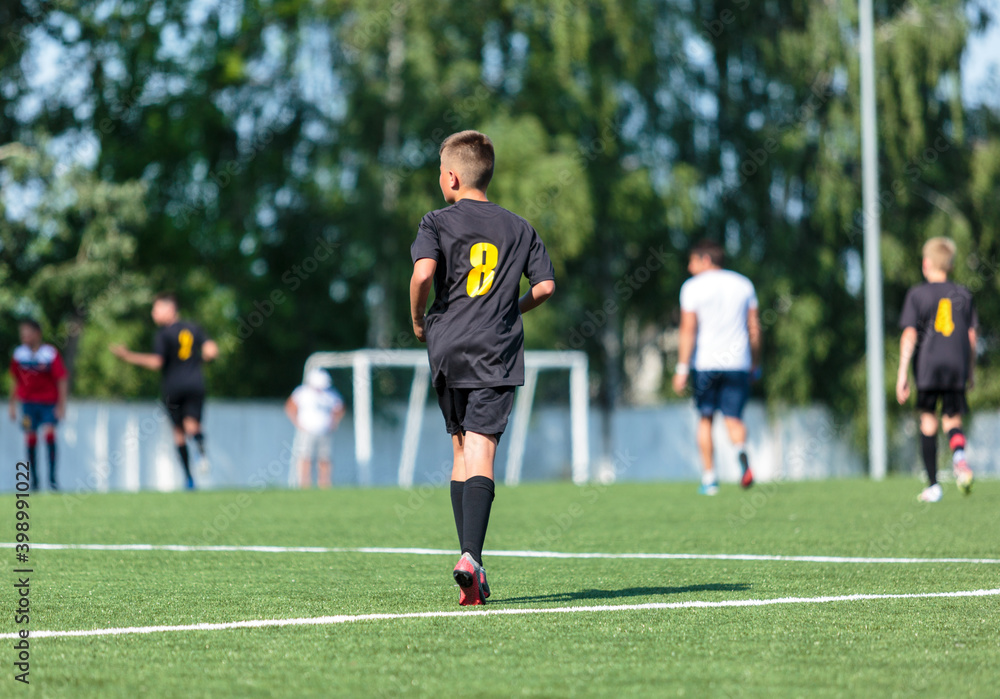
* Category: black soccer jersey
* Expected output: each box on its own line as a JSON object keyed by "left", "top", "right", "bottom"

{"left": 899, "top": 281, "right": 977, "bottom": 390}
{"left": 154, "top": 321, "right": 210, "bottom": 394}
{"left": 411, "top": 198, "right": 555, "bottom": 388}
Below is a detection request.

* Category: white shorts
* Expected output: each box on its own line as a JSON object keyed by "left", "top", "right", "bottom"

{"left": 292, "top": 430, "right": 332, "bottom": 462}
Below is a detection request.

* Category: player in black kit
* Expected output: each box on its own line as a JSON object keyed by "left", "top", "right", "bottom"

{"left": 410, "top": 130, "right": 555, "bottom": 605}
{"left": 111, "top": 293, "right": 219, "bottom": 489}
{"left": 896, "top": 237, "right": 977, "bottom": 503}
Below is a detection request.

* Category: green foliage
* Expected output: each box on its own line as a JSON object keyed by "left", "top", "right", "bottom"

{"left": 0, "top": 0, "right": 998, "bottom": 455}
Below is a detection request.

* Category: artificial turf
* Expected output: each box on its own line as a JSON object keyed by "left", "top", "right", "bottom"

{"left": 2, "top": 478, "right": 998, "bottom": 697}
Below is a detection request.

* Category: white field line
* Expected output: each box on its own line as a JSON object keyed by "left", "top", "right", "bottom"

{"left": 3, "top": 542, "right": 1000, "bottom": 565}
{"left": 2, "top": 588, "right": 998, "bottom": 640}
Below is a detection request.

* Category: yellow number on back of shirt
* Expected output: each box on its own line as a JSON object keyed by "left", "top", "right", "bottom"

{"left": 467, "top": 242, "right": 499, "bottom": 297}
{"left": 934, "top": 298, "right": 955, "bottom": 337}
{"left": 178, "top": 329, "right": 194, "bottom": 360}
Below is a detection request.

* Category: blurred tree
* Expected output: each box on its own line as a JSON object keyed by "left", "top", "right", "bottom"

{"left": 0, "top": 0, "right": 998, "bottom": 475}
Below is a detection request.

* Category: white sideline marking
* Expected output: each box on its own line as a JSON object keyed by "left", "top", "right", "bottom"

{"left": 2, "top": 588, "right": 998, "bottom": 640}
{"left": 4, "top": 542, "right": 1000, "bottom": 565}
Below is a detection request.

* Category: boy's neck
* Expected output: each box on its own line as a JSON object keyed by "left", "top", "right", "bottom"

{"left": 924, "top": 271, "right": 948, "bottom": 283}
{"left": 452, "top": 188, "right": 489, "bottom": 203}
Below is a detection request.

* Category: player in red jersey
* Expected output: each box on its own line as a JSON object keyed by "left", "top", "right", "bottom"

{"left": 9, "top": 319, "right": 69, "bottom": 491}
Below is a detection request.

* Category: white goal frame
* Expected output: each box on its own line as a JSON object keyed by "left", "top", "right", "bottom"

{"left": 303, "top": 349, "right": 590, "bottom": 487}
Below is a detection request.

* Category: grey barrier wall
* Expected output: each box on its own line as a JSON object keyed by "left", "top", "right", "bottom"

{"left": 1, "top": 399, "right": 996, "bottom": 493}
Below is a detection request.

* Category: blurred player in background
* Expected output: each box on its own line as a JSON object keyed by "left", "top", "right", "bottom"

{"left": 110, "top": 293, "right": 218, "bottom": 490}
{"left": 896, "top": 237, "right": 977, "bottom": 503}
{"left": 285, "top": 368, "right": 346, "bottom": 489}
{"left": 411, "top": 130, "right": 555, "bottom": 605}
{"left": 672, "top": 239, "right": 760, "bottom": 495}
{"left": 9, "top": 318, "right": 69, "bottom": 491}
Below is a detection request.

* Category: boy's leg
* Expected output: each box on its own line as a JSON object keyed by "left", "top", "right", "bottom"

{"left": 43, "top": 423, "right": 57, "bottom": 490}
{"left": 450, "top": 434, "right": 466, "bottom": 548}
{"left": 173, "top": 425, "right": 194, "bottom": 488}
{"left": 724, "top": 417, "right": 753, "bottom": 488}
{"left": 942, "top": 411, "right": 973, "bottom": 493}
{"left": 461, "top": 431, "right": 497, "bottom": 567}
{"left": 721, "top": 372, "right": 752, "bottom": 488}
{"left": 919, "top": 411, "right": 939, "bottom": 486}
{"left": 25, "top": 431, "right": 38, "bottom": 490}
{"left": 697, "top": 416, "right": 716, "bottom": 491}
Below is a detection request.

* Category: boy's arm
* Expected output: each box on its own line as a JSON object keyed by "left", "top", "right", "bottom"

{"left": 672, "top": 310, "right": 697, "bottom": 395}
{"left": 410, "top": 258, "right": 437, "bottom": 343}
{"left": 8, "top": 371, "right": 17, "bottom": 422}
{"left": 896, "top": 327, "right": 918, "bottom": 404}
{"left": 55, "top": 376, "right": 69, "bottom": 420}
{"left": 109, "top": 345, "right": 164, "bottom": 371}
{"left": 284, "top": 396, "right": 298, "bottom": 428}
{"left": 968, "top": 328, "right": 977, "bottom": 390}
{"left": 518, "top": 280, "right": 555, "bottom": 314}
{"left": 747, "top": 306, "right": 761, "bottom": 373}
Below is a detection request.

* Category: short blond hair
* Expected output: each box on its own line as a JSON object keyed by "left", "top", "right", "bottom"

{"left": 922, "top": 237, "right": 957, "bottom": 273}
{"left": 439, "top": 130, "right": 494, "bottom": 191}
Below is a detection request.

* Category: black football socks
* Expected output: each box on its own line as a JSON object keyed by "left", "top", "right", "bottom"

{"left": 177, "top": 444, "right": 192, "bottom": 479}
{"left": 921, "top": 433, "right": 937, "bottom": 486}
{"left": 26, "top": 438, "right": 38, "bottom": 490}
{"left": 193, "top": 432, "right": 206, "bottom": 456}
{"left": 738, "top": 447, "right": 749, "bottom": 474}
{"left": 450, "top": 480, "right": 465, "bottom": 548}
{"left": 462, "top": 476, "right": 495, "bottom": 567}
{"left": 46, "top": 434, "right": 57, "bottom": 489}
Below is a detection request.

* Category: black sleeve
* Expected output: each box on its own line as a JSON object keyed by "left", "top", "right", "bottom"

{"left": 968, "top": 291, "right": 979, "bottom": 330}
{"left": 899, "top": 288, "right": 918, "bottom": 329}
{"left": 411, "top": 213, "right": 441, "bottom": 264}
{"left": 523, "top": 226, "right": 555, "bottom": 285}
{"left": 196, "top": 324, "right": 210, "bottom": 345}
{"left": 153, "top": 328, "right": 169, "bottom": 359}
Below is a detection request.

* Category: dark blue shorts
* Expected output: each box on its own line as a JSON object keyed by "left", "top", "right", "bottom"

{"left": 692, "top": 370, "right": 750, "bottom": 419}
{"left": 21, "top": 403, "right": 58, "bottom": 432}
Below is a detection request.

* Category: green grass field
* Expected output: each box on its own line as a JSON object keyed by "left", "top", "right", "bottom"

{"left": 2, "top": 478, "right": 999, "bottom": 697}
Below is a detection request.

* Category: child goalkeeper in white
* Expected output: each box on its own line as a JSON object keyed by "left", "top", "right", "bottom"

{"left": 285, "top": 369, "right": 346, "bottom": 488}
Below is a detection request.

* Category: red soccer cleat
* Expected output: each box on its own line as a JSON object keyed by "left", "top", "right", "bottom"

{"left": 740, "top": 463, "right": 754, "bottom": 489}
{"left": 480, "top": 566, "right": 491, "bottom": 599}
{"left": 453, "top": 553, "right": 484, "bottom": 606}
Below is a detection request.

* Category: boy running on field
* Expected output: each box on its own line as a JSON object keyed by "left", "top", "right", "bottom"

{"left": 111, "top": 293, "right": 219, "bottom": 490}
{"left": 10, "top": 319, "right": 69, "bottom": 491}
{"left": 410, "top": 130, "right": 555, "bottom": 606}
{"left": 896, "top": 237, "right": 977, "bottom": 503}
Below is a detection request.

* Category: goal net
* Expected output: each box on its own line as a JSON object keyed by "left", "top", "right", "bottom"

{"left": 302, "top": 349, "right": 590, "bottom": 487}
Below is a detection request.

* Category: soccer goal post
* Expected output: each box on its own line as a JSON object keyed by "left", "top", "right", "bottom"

{"left": 302, "top": 349, "right": 590, "bottom": 487}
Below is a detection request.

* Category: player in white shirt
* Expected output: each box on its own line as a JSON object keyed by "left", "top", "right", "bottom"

{"left": 672, "top": 240, "right": 761, "bottom": 495}
{"left": 285, "top": 369, "right": 346, "bottom": 488}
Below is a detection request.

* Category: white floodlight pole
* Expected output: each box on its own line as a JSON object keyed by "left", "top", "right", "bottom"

{"left": 860, "top": 0, "right": 887, "bottom": 480}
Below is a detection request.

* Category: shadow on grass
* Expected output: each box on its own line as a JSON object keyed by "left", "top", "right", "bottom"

{"left": 497, "top": 583, "right": 751, "bottom": 605}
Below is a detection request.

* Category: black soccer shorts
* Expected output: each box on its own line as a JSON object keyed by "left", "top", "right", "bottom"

{"left": 162, "top": 390, "right": 206, "bottom": 427}
{"left": 915, "top": 389, "right": 968, "bottom": 417}
{"left": 435, "top": 386, "right": 516, "bottom": 440}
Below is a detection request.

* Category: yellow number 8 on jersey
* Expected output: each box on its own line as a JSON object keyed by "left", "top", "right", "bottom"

{"left": 178, "top": 329, "right": 194, "bottom": 360}
{"left": 934, "top": 298, "right": 955, "bottom": 337}
{"left": 466, "top": 242, "right": 498, "bottom": 297}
